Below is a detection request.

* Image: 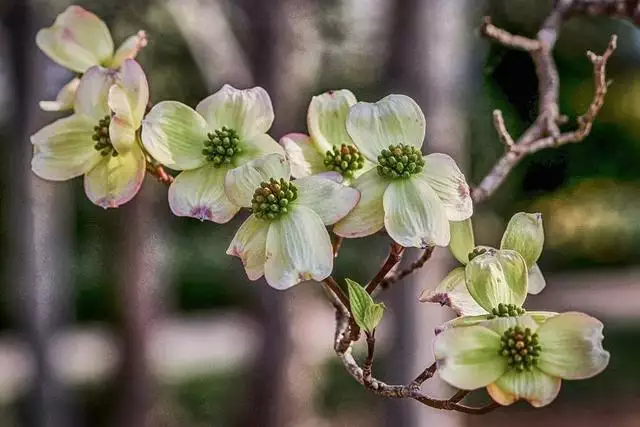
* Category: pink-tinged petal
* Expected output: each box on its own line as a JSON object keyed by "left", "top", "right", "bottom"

{"left": 346, "top": 94, "right": 426, "bottom": 162}
{"left": 84, "top": 142, "right": 145, "bottom": 208}
{"left": 141, "top": 101, "right": 208, "bottom": 170}
{"left": 36, "top": 5, "right": 114, "bottom": 73}
{"left": 264, "top": 206, "right": 333, "bottom": 290}
{"left": 39, "top": 77, "right": 80, "bottom": 112}
{"left": 294, "top": 175, "right": 360, "bottom": 225}
{"left": 419, "top": 267, "right": 486, "bottom": 316}
{"left": 487, "top": 368, "right": 561, "bottom": 408}
{"left": 383, "top": 177, "right": 450, "bottom": 248}
{"left": 109, "top": 59, "right": 149, "bottom": 129}
{"left": 536, "top": 312, "right": 610, "bottom": 380}
{"left": 31, "top": 114, "right": 101, "bottom": 181}
{"left": 74, "top": 66, "right": 114, "bottom": 120}
{"left": 421, "top": 153, "right": 472, "bottom": 221}
{"left": 224, "top": 153, "right": 291, "bottom": 208}
{"left": 110, "top": 30, "right": 148, "bottom": 68}
{"left": 226, "top": 215, "right": 270, "bottom": 280}
{"left": 307, "top": 89, "right": 357, "bottom": 153}
{"left": 196, "top": 85, "right": 274, "bottom": 139}
{"left": 280, "top": 133, "right": 326, "bottom": 178}
{"left": 333, "top": 168, "right": 389, "bottom": 238}
{"left": 168, "top": 164, "right": 240, "bottom": 223}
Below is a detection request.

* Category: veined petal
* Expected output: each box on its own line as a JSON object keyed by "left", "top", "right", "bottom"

{"left": 39, "top": 77, "right": 80, "bottom": 112}
{"left": 435, "top": 315, "right": 493, "bottom": 335}
{"left": 528, "top": 264, "right": 547, "bottom": 295}
{"left": 501, "top": 212, "right": 544, "bottom": 268}
{"left": 236, "top": 133, "right": 285, "bottom": 166}
{"left": 168, "top": 164, "right": 240, "bottom": 223}
{"left": 31, "top": 114, "right": 100, "bottom": 181}
{"left": 280, "top": 133, "right": 326, "bottom": 178}
{"left": 383, "top": 177, "right": 450, "bottom": 248}
{"left": 333, "top": 168, "right": 388, "bottom": 238}
{"left": 110, "top": 30, "right": 148, "bottom": 68}
{"left": 74, "top": 66, "right": 114, "bottom": 120}
{"left": 264, "top": 206, "right": 333, "bottom": 289}
{"left": 465, "top": 249, "right": 528, "bottom": 313}
{"left": 84, "top": 142, "right": 145, "bottom": 208}
{"left": 536, "top": 312, "right": 610, "bottom": 380}
{"left": 307, "top": 89, "right": 356, "bottom": 153}
{"left": 433, "top": 325, "right": 507, "bottom": 390}
{"left": 196, "top": 85, "right": 274, "bottom": 139}
{"left": 109, "top": 59, "right": 149, "bottom": 129}
{"left": 141, "top": 101, "right": 208, "bottom": 170}
{"left": 487, "top": 368, "right": 561, "bottom": 407}
{"left": 435, "top": 314, "right": 540, "bottom": 336}
{"left": 224, "top": 153, "right": 290, "bottom": 208}
{"left": 419, "top": 267, "right": 486, "bottom": 316}
{"left": 346, "top": 94, "right": 426, "bottom": 161}
{"left": 226, "top": 215, "right": 270, "bottom": 280}
{"left": 449, "top": 219, "right": 475, "bottom": 265}
{"left": 108, "top": 117, "right": 135, "bottom": 155}
{"left": 294, "top": 175, "right": 360, "bottom": 225}
{"left": 421, "top": 153, "right": 472, "bottom": 221}
{"left": 36, "top": 5, "right": 114, "bottom": 73}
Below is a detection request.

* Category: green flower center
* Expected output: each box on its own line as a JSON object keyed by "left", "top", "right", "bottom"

{"left": 323, "top": 144, "right": 365, "bottom": 178}
{"left": 202, "top": 126, "right": 242, "bottom": 167}
{"left": 377, "top": 144, "right": 425, "bottom": 179}
{"left": 499, "top": 326, "right": 541, "bottom": 373}
{"left": 92, "top": 115, "right": 118, "bottom": 157}
{"left": 489, "top": 303, "right": 526, "bottom": 318}
{"left": 251, "top": 178, "right": 298, "bottom": 220}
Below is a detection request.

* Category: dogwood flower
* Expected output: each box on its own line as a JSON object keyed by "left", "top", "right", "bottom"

{"left": 420, "top": 213, "right": 546, "bottom": 316}
{"left": 31, "top": 60, "right": 148, "bottom": 208}
{"left": 225, "top": 154, "right": 359, "bottom": 289}
{"left": 36, "top": 5, "right": 147, "bottom": 111}
{"left": 280, "top": 89, "right": 372, "bottom": 183}
{"left": 434, "top": 312, "right": 610, "bottom": 407}
{"left": 141, "top": 85, "right": 285, "bottom": 223}
{"left": 332, "top": 94, "right": 472, "bottom": 248}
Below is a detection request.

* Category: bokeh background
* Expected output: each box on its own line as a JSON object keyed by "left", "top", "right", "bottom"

{"left": 0, "top": 0, "right": 639, "bottom": 426}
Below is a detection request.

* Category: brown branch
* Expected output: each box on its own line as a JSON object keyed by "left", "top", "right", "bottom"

{"left": 322, "top": 276, "right": 350, "bottom": 311}
{"left": 145, "top": 161, "right": 174, "bottom": 186}
{"left": 365, "top": 243, "right": 405, "bottom": 294}
{"left": 331, "top": 234, "right": 344, "bottom": 258}
{"left": 380, "top": 245, "right": 435, "bottom": 290}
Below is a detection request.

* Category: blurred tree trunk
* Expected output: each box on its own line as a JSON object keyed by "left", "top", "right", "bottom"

{"left": 384, "top": 0, "right": 478, "bottom": 426}
{"left": 2, "top": 1, "right": 74, "bottom": 427}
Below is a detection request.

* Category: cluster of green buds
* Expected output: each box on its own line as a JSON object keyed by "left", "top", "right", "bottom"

{"left": 490, "top": 303, "right": 526, "bottom": 318}
{"left": 323, "top": 144, "right": 365, "bottom": 177}
{"left": 92, "top": 115, "right": 117, "bottom": 157}
{"left": 251, "top": 178, "right": 298, "bottom": 220}
{"left": 377, "top": 144, "right": 425, "bottom": 179}
{"left": 203, "top": 126, "right": 242, "bottom": 166}
{"left": 499, "top": 326, "right": 541, "bottom": 372}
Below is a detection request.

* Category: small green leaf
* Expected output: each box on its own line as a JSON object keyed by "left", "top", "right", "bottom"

{"left": 500, "top": 212, "right": 544, "bottom": 268}
{"left": 346, "top": 278, "right": 386, "bottom": 333}
{"left": 449, "top": 219, "right": 475, "bottom": 265}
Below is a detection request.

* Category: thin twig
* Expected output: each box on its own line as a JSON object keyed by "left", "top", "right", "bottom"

{"left": 145, "top": 161, "right": 174, "bottom": 186}
{"left": 332, "top": 235, "right": 344, "bottom": 258}
{"left": 323, "top": 276, "right": 350, "bottom": 311}
{"left": 365, "top": 243, "right": 405, "bottom": 294}
{"left": 363, "top": 331, "right": 375, "bottom": 387}
{"left": 492, "top": 110, "right": 515, "bottom": 149}
{"left": 409, "top": 362, "right": 437, "bottom": 389}
{"left": 380, "top": 245, "right": 435, "bottom": 290}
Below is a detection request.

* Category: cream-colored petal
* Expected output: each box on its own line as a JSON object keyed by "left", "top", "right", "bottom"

{"left": 435, "top": 314, "right": 540, "bottom": 336}
{"left": 36, "top": 5, "right": 114, "bottom": 73}
{"left": 109, "top": 59, "right": 149, "bottom": 129}
{"left": 449, "top": 219, "right": 475, "bottom": 265}
{"left": 168, "top": 164, "right": 240, "bottom": 223}
{"left": 307, "top": 89, "right": 357, "bottom": 153}
{"left": 421, "top": 153, "right": 472, "bottom": 221}
{"left": 108, "top": 116, "right": 135, "bottom": 154}
{"left": 419, "top": 267, "right": 487, "bottom": 316}
{"left": 536, "top": 312, "right": 610, "bottom": 380}
{"left": 501, "top": 212, "right": 544, "bottom": 269}
{"left": 236, "top": 133, "right": 285, "bottom": 166}
{"left": 227, "top": 214, "right": 270, "bottom": 280}
{"left": 264, "top": 206, "right": 333, "bottom": 289}
{"left": 346, "top": 94, "right": 426, "bottom": 161}
{"left": 383, "top": 177, "right": 450, "bottom": 248}
{"left": 110, "top": 30, "right": 148, "bottom": 68}
{"left": 333, "top": 168, "right": 389, "bottom": 238}
{"left": 74, "top": 66, "right": 114, "bottom": 120}
{"left": 294, "top": 175, "right": 360, "bottom": 225}
{"left": 487, "top": 368, "right": 561, "bottom": 407}
{"left": 527, "top": 264, "right": 547, "bottom": 295}
{"left": 196, "top": 85, "right": 274, "bottom": 139}
{"left": 141, "top": 101, "right": 208, "bottom": 170}
{"left": 224, "top": 153, "right": 290, "bottom": 208}
{"left": 433, "top": 325, "right": 507, "bottom": 390}
{"left": 84, "top": 142, "right": 145, "bottom": 208}
{"left": 465, "top": 249, "right": 528, "bottom": 313}
{"left": 31, "top": 114, "right": 101, "bottom": 181}
{"left": 39, "top": 77, "right": 80, "bottom": 112}
{"left": 280, "top": 133, "right": 326, "bottom": 178}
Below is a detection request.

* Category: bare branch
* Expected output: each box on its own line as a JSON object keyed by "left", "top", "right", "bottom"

{"left": 492, "top": 110, "right": 515, "bottom": 149}
{"left": 145, "top": 162, "right": 174, "bottom": 186}
{"left": 365, "top": 243, "right": 405, "bottom": 294}
{"left": 380, "top": 245, "right": 435, "bottom": 290}
{"left": 481, "top": 17, "right": 541, "bottom": 51}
